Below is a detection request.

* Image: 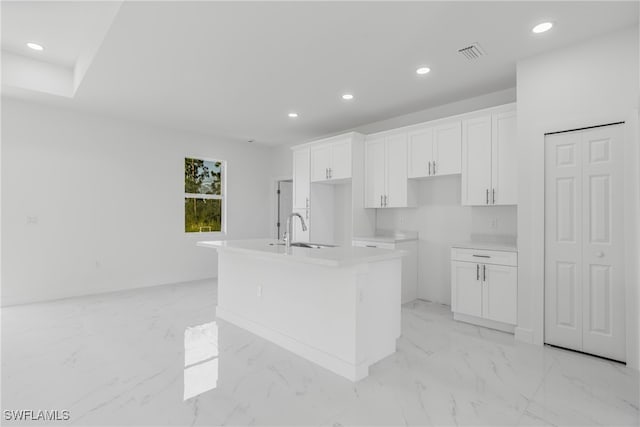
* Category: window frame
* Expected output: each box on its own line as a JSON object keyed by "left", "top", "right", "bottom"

{"left": 184, "top": 156, "right": 227, "bottom": 235}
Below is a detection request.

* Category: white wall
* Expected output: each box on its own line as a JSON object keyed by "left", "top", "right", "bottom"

{"left": 1, "top": 98, "right": 275, "bottom": 306}
{"left": 376, "top": 176, "right": 517, "bottom": 305}
{"left": 516, "top": 25, "right": 639, "bottom": 367}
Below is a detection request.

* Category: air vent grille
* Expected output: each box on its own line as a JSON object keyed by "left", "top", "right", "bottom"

{"left": 458, "top": 43, "right": 486, "bottom": 60}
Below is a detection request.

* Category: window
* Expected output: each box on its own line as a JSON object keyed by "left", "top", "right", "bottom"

{"left": 184, "top": 157, "right": 225, "bottom": 233}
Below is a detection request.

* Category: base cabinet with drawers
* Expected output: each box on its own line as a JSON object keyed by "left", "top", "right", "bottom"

{"left": 451, "top": 246, "right": 517, "bottom": 332}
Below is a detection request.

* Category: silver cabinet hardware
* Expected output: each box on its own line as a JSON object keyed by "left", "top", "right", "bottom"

{"left": 472, "top": 254, "right": 490, "bottom": 258}
{"left": 384, "top": 195, "right": 388, "bottom": 207}
{"left": 483, "top": 264, "right": 486, "bottom": 281}
{"left": 476, "top": 264, "right": 480, "bottom": 281}
{"left": 305, "top": 197, "right": 309, "bottom": 209}
{"left": 433, "top": 161, "right": 436, "bottom": 175}
{"left": 325, "top": 168, "right": 328, "bottom": 179}
{"left": 329, "top": 168, "right": 332, "bottom": 179}
{"left": 380, "top": 195, "right": 383, "bottom": 207}
{"left": 366, "top": 245, "right": 378, "bottom": 248}
{"left": 596, "top": 251, "right": 604, "bottom": 258}
{"left": 492, "top": 188, "right": 496, "bottom": 204}
{"left": 428, "top": 162, "right": 431, "bottom": 175}
{"left": 486, "top": 189, "right": 489, "bottom": 204}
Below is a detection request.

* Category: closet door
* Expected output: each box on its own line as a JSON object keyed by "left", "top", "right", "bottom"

{"left": 544, "top": 124, "right": 625, "bottom": 362}
{"left": 580, "top": 125, "right": 625, "bottom": 361}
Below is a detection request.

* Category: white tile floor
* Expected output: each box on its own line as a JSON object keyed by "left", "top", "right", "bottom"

{"left": 2, "top": 279, "right": 638, "bottom": 426}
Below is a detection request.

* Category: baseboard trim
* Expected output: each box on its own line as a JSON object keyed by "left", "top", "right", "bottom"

{"left": 216, "top": 305, "right": 368, "bottom": 382}
{"left": 453, "top": 312, "right": 515, "bottom": 334}
{"left": 515, "top": 327, "right": 535, "bottom": 344}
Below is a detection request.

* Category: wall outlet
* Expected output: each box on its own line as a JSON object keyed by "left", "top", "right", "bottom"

{"left": 490, "top": 218, "right": 498, "bottom": 230}
{"left": 257, "top": 285, "right": 263, "bottom": 298}
{"left": 26, "top": 216, "right": 38, "bottom": 224}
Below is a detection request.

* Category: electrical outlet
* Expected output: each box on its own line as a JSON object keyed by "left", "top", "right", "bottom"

{"left": 490, "top": 218, "right": 498, "bottom": 230}
{"left": 26, "top": 216, "right": 38, "bottom": 224}
{"left": 257, "top": 285, "right": 263, "bottom": 298}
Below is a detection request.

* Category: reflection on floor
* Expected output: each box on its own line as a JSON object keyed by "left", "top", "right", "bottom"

{"left": 2, "top": 279, "right": 638, "bottom": 426}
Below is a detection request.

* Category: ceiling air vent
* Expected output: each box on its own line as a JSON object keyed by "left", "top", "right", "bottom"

{"left": 458, "top": 43, "right": 486, "bottom": 60}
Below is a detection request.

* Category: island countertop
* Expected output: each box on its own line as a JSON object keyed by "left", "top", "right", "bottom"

{"left": 197, "top": 239, "right": 406, "bottom": 267}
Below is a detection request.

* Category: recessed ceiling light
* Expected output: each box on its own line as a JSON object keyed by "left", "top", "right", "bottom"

{"left": 532, "top": 22, "right": 553, "bottom": 34}
{"left": 342, "top": 93, "right": 354, "bottom": 100}
{"left": 416, "top": 67, "right": 431, "bottom": 75}
{"left": 288, "top": 112, "right": 299, "bottom": 118}
{"left": 26, "top": 42, "right": 44, "bottom": 51}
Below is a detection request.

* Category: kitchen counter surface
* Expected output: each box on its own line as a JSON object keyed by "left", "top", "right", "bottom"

{"left": 197, "top": 239, "right": 405, "bottom": 267}
{"left": 452, "top": 241, "right": 518, "bottom": 252}
{"left": 352, "top": 230, "right": 418, "bottom": 244}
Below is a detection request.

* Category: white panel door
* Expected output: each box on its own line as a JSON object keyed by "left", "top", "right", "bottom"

{"left": 292, "top": 148, "right": 310, "bottom": 209}
{"left": 462, "top": 115, "right": 492, "bottom": 205}
{"left": 492, "top": 111, "right": 518, "bottom": 205}
{"left": 330, "top": 139, "right": 352, "bottom": 180}
{"left": 484, "top": 264, "right": 517, "bottom": 325}
{"left": 545, "top": 131, "right": 584, "bottom": 352}
{"left": 452, "top": 261, "right": 482, "bottom": 317}
{"left": 545, "top": 124, "right": 625, "bottom": 362}
{"left": 407, "top": 127, "right": 433, "bottom": 178}
{"left": 365, "top": 136, "right": 386, "bottom": 208}
{"left": 433, "top": 121, "right": 462, "bottom": 176}
{"left": 310, "top": 145, "right": 331, "bottom": 182}
{"left": 385, "top": 132, "right": 408, "bottom": 208}
{"left": 580, "top": 126, "right": 625, "bottom": 361}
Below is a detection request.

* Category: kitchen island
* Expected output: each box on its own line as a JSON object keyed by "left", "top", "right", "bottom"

{"left": 197, "top": 239, "right": 404, "bottom": 381}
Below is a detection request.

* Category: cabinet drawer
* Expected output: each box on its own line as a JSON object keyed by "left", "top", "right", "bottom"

{"left": 352, "top": 240, "right": 395, "bottom": 250}
{"left": 451, "top": 248, "right": 517, "bottom": 266}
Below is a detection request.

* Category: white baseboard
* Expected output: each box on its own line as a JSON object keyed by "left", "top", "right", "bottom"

{"left": 453, "top": 312, "right": 515, "bottom": 334}
{"left": 216, "top": 305, "right": 368, "bottom": 382}
{"left": 515, "top": 327, "right": 535, "bottom": 344}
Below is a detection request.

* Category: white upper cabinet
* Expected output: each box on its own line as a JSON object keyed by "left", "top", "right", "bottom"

{"left": 292, "top": 148, "right": 310, "bottom": 210}
{"left": 461, "top": 109, "right": 517, "bottom": 206}
{"left": 310, "top": 137, "right": 352, "bottom": 182}
{"left": 365, "top": 132, "right": 415, "bottom": 208}
{"left": 408, "top": 121, "right": 462, "bottom": 178}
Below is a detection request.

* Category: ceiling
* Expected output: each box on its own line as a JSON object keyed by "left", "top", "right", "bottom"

{"left": 2, "top": 1, "right": 638, "bottom": 145}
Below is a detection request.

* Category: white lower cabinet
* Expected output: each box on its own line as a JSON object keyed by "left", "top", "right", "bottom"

{"left": 451, "top": 247, "right": 517, "bottom": 332}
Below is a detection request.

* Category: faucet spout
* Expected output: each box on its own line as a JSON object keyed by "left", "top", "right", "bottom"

{"left": 285, "top": 212, "right": 307, "bottom": 249}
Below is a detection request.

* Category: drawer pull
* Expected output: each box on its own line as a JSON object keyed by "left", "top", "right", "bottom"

{"left": 366, "top": 245, "right": 378, "bottom": 248}
{"left": 476, "top": 264, "right": 480, "bottom": 281}
{"left": 472, "top": 254, "right": 491, "bottom": 258}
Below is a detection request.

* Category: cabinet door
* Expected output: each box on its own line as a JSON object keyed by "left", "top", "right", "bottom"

{"left": 292, "top": 148, "right": 310, "bottom": 209}
{"left": 385, "top": 132, "right": 408, "bottom": 207}
{"left": 330, "top": 139, "right": 351, "bottom": 180}
{"left": 433, "top": 121, "right": 462, "bottom": 176}
{"left": 407, "top": 127, "right": 433, "bottom": 178}
{"left": 462, "top": 115, "right": 492, "bottom": 205}
{"left": 365, "top": 136, "right": 386, "bottom": 208}
{"left": 484, "top": 264, "right": 517, "bottom": 324}
{"left": 310, "top": 144, "right": 332, "bottom": 182}
{"left": 451, "top": 261, "right": 482, "bottom": 317}
{"left": 291, "top": 208, "right": 310, "bottom": 242}
{"left": 491, "top": 111, "right": 517, "bottom": 205}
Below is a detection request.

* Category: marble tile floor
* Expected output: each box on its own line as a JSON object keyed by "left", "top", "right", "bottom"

{"left": 1, "top": 279, "right": 638, "bottom": 426}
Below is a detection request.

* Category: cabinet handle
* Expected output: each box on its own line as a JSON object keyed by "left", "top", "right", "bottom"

{"left": 492, "top": 188, "right": 496, "bottom": 204}
{"left": 483, "top": 264, "right": 486, "bottom": 282}
{"left": 486, "top": 189, "right": 489, "bottom": 205}
{"left": 305, "top": 197, "right": 309, "bottom": 209}
{"left": 433, "top": 161, "right": 436, "bottom": 175}
{"left": 476, "top": 264, "right": 480, "bottom": 281}
{"left": 330, "top": 168, "right": 333, "bottom": 179}
{"left": 380, "top": 195, "right": 383, "bottom": 207}
{"left": 366, "top": 245, "right": 378, "bottom": 248}
{"left": 328, "top": 168, "right": 331, "bottom": 179}
{"left": 384, "top": 195, "right": 388, "bottom": 207}
{"left": 472, "top": 254, "right": 490, "bottom": 258}
{"left": 428, "top": 162, "right": 431, "bottom": 175}
{"left": 305, "top": 209, "right": 309, "bottom": 220}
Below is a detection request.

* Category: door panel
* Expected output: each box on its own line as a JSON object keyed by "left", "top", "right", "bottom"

{"left": 292, "top": 148, "right": 310, "bottom": 209}
{"left": 385, "top": 133, "right": 408, "bottom": 207}
{"left": 462, "top": 116, "right": 492, "bottom": 205}
{"left": 407, "top": 127, "right": 433, "bottom": 178}
{"left": 331, "top": 139, "right": 351, "bottom": 180}
{"left": 545, "top": 132, "right": 583, "bottom": 352}
{"left": 492, "top": 111, "right": 518, "bottom": 205}
{"left": 310, "top": 145, "right": 331, "bottom": 182}
{"left": 433, "top": 121, "right": 462, "bottom": 176}
{"left": 365, "top": 137, "right": 386, "bottom": 208}
{"left": 545, "top": 124, "right": 625, "bottom": 362}
{"left": 580, "top": 125, "right": 625, "bottom": 361}
{"left": 484, "top": 264, "right": 517, "bottom": 325}
{"left": 452, "top": 261, "right": 482, "bottom": 317}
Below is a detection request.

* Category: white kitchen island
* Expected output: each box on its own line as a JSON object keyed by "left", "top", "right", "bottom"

{"left": 197, "top": 239, "right": 404, "bottom": 381}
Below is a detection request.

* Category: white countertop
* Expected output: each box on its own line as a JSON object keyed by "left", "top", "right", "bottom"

{"left": 352, "top": 230, "right": 418, "bottom": 244}
{"left": 452, "top": 241, "right": 518, "bottom": 252}
{"left": 197, "top": 239, "right": 406, "bottom": 267}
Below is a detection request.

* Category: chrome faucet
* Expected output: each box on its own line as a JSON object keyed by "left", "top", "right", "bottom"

{"left": 284, "top": 212, "right": 307, "bottom": 249}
